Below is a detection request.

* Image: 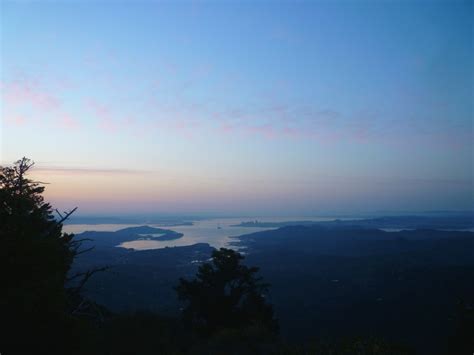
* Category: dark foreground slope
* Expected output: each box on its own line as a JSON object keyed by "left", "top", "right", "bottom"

{"left": 232, "top": 226, "right": 474, "bottom": 354}
{"left": 72, "top": 225, "right": 474, "bottom": 354}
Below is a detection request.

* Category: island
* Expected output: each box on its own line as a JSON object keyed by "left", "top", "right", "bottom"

{"left": 76, "top": 225, "right": 184, "bottom": 249}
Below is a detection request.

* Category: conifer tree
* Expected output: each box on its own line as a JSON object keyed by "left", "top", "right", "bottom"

{"left": 0, "top": 158, "right": 82, "bottom": 353}
{"left": 176, "top": 248, "right": 278, "bottom": 336}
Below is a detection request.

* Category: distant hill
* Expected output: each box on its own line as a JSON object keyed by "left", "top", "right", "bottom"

{"left": 233, "top": 214, "right": 474, "bottom": 230}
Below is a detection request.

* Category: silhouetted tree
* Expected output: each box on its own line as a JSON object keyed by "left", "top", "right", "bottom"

{"left": 176, "top": 248, "right": 278, "bottom": 336}
{"left": 0, "top": 158, "right": 91, "bottom": 354}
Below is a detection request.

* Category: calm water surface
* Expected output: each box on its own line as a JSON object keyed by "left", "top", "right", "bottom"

{"left": 63, "top": 216, "right": 343, "bottom": 250}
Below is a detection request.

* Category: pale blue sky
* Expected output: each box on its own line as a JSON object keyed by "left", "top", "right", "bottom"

{"left": 1, "top": 0, "right": 472, "bottom": 215}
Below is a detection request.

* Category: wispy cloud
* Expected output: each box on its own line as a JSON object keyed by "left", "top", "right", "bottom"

{"left": 2, "top": 77, "right": 61, "bottom": 111}
{"left": 58, "top": 113, "right": 80, "bottom": 130}
{"left": 4, "top": 114, "right": 27, "bottom": 126}
{"left": 2, "top": 75, "right": 80, "bottom": 131}
{"left": 31, "top": 166, "right": 152, "bottom": 175}
{"left": 3, "top": 65, "right": 469, "bottom": 150}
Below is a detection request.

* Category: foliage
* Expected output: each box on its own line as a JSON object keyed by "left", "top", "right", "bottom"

{"left": 176, "top": 247, "right": 278, "bottom": 336}
{"left": 0, "top": 158, "right": 85, "bottom": 354}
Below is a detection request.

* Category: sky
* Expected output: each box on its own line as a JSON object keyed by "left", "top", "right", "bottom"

{"left": 1, "top": 0, "right": 473, "bottom": 216}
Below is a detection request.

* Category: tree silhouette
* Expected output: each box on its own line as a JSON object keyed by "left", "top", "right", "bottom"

{"left": 176, "top": 248, "right": 278, "bottom": 336}
{"left": 0, "top": 158, "right": 93, "bottom": 354}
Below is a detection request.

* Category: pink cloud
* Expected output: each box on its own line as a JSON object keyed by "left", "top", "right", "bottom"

{"left": 3, "top": 79, "right": 61, "bottom": 111}
{"left": 5, "top": 114, "right": 27, "bottom": 126}
{"left": 219, "top": 123, "right": 236, "bottom": 134}
{"left": 2, "top": 75, "right": 81, "bottom": 131}
{"left": 58, "top": 114, "right": 80, "bottom": 130}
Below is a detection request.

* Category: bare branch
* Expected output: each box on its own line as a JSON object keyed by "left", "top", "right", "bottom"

{"left": 55, "top": 209, "right": 64, "bottom": 220}
{"left": 56, "top": 207, "right": 78, "bottom": 225}
{"left": 68, "top": 266, "right": 109, "bottom": 295}
{"left": 75, "top": 246, "right": 95, "bottom": 256}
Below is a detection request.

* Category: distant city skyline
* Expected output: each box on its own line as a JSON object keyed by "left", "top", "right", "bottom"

{"left": 1, "top": 0, "right": 472, "bottom": 215}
